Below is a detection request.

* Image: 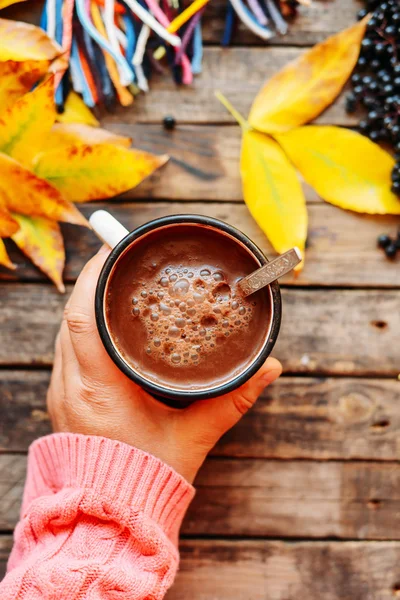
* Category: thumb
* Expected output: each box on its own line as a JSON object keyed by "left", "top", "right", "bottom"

{"left": 185, "top": 357, "right": 282, "bottom": 442}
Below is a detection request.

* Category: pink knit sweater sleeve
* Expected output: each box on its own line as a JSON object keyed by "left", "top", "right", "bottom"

{"left": 0, "top": 433, "right": 195, "bottom": 599}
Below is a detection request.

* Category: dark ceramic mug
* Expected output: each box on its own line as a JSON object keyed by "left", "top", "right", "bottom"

{"left": 90, "top": 211, "right": 282, "bottom": 407}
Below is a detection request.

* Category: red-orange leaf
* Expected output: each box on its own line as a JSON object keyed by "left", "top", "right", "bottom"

{"left": 0, "top": 152, "right": 88, "bottom": 226}
{"left": 12, "top": 213, "right": 65, "bottom": 292}
{"left": 0, "top": 18, "right": 62, "bottom": 62}
{"left": 0, "top": 76, "right": 56, "bottom": 167}
{"left": 0, "top": 238, "right": 14, "bottom": 269}
{"left": 45, "top": 123, "right": 132, "bottom": 150}
{"left": 34, "top": 144, "right": 169, "bottom": 202}
{"left": 0, "top": 205, "right": 19, "bottom": 236}
{"left": 0, "top": 60, "right": 49, "bottom": 111}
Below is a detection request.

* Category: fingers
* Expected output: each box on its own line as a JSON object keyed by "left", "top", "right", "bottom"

{"left": 63, "top": 246, "right": 113, "bottom": 373}
{"left": 185, "top": 357, "right": 282, "bottom": 440}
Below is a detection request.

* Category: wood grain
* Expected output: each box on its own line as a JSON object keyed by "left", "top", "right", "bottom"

{"left": 2, "top": 455, "right": 400, "bottom": 539}
{"left": 202, "top": 0, "right": 359, "bottom": 46}
{"left": 0, "top": 285, "right": 398, "bottom": 376}
{"left": 2, "top": 0, "right": 359, "bottom": 47}
{"left": 170, "top": 540, "right": 400, "bottom": 600}
{"left": 1, "top": 535, "right": 400, "bottom": 599}
{"left": 2, "top": 200, "right": 399, "bottom": 288}
{"left": 101, "top": 47, "right": 358, "bottom": 125}
{"left": 2, "top": 372, "right": 400, "bottom": 461}
{"left": 0, "top": 536, "right": 10, "bottom": 579}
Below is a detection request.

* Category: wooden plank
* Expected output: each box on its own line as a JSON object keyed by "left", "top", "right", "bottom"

{"left": 202, "top": 0, "right": 359, "bottom": 47}
{"left": 0, "top": 456, "right": 25, "bottom": 532}
{"left": 2, "top": 372, "right": 400, "bottom": 461}
{"left": 2, "top": 455, "right": 400, "bottom": 539}
{"left": 2, "top": 200, "right": 399, "bottom": 288}
{"left": 1, "top": 536, "right": 400, "bottom": 599}
{"left": 1, "top": 536, "right": 399, "bottom": 598}
{"left": 0, "top": 285, "right": 398, "bottom": 376}
{"left": 2, "top": 0, "right": 359, "bottom": 47}
{"left": 0, "top": 371, "right": 51, "bottom": 451}
{"left": 171, "top": 540, "right": 400, "bottom": 599}
{"left": 101, "top": 47, "right": 357, "bottom": 125}
{"left": 0, "top": 536, "right": 9, "bottom": 580}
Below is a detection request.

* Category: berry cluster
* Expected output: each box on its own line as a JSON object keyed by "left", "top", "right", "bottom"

{"left": 345, "top": 0, "right": 400, "bottom": 194}
{"left": 377, "top": 230, "right": 400, "bottom": 258}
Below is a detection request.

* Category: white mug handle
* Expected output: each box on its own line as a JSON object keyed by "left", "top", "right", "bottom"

{"left": 89, "top": 210, "right": 129, "bottom": 249}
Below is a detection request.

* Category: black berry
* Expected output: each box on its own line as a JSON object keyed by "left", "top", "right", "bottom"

{"left": 348, "top": 1, "right": 400, "bottom": 198}
{"left": 345, "top": 93, "right": 357, "bottom": 113}
{"left": 391, "top": 179, "right": 400, "bottom": 194}
{"left": 163, "top": 116, "right": 176, "bottom": 130}
{"left": 385, "top": 243, "right": 397, "bottom": 258}
{"left": 377, "top": 234, "right": 391, "bottom": 248}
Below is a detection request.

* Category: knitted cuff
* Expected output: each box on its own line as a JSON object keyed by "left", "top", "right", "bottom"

{"left": 23, "top": 433, "right": 195, "bottom": 540}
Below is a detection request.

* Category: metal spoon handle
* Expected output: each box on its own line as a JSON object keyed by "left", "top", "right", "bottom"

{"left": 238, "top": 247, "right": 302, "bottom": 297}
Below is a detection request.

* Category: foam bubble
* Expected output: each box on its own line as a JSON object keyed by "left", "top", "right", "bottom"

{"left": 193, "top": 292, "right": 205, "bottom": 304}
{"left": 172, "top": 278, "right": 189, "bottom": 295}
{"left": 160, "top": 303, "right": 171, "bottom": 315}
{"left": 129, "top": 262, "right": 256, "bottom": 368}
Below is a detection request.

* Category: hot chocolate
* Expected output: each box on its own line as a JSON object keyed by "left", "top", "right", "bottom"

{"left": 105, "top": 223, "right": 272, "bottom": 391}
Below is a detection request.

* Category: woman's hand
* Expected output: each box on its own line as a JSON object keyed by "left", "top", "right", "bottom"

{"left": 47, "top": 247, "right": 282, "bottom": 483}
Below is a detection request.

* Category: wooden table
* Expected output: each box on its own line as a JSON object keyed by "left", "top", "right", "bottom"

{"left": 1, "top": 1, "right": 400, "bottom": 597}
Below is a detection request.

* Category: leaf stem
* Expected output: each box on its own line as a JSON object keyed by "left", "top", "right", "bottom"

{"left": 214, "top": 91, "right": 250, "bottom": 130}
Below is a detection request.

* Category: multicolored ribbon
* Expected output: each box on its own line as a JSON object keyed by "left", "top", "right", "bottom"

{"left": 40, "top": 0, "right": 305, "bottom": 111}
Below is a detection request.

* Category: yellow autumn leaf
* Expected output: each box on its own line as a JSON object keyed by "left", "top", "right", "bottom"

{"left": 44, "top": 123, "right": 131, "bottom": 150}
{"left": 0, "top": 152, "right": 88, "bottom": 225}
{"left": 0, "top": 238, "right": 14, "bottom": 269}
{"left": 0, "top": 18, "right": 62, "bottom": 62}
{"left": 249, "top": 16, "right": 369, "bottom": 133}
{"left": 12, "top": 213, "right": 65, "bottom": 292}
{"left": 241, "top": 129, "right": 307, "bottom": 265}
{"left": 57, "top": 91, "right": 99, "bottom": 126}
{"left": 0, "top": 60, "right": 49, "bottom": 111}
{"left": 0, "top": 205, "right": 19, "bottom": 236}
{"left": 34, "top": 144, "right": 169, "bottom": 202}
{"left": 0, "top": 0, "right": 26, "bottom": 8}
{"left": 0, "top": 77, "right": 56, "bottom": 168}
{"left": 276, "top": 126, "right": 400, "bottom": 215}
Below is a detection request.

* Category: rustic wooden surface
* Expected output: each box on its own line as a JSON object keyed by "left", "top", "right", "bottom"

{"left": 1, "top": 0, "right": 400, "bottom": 597}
